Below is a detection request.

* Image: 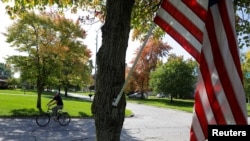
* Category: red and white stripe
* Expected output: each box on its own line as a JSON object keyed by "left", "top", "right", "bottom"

{"left": 154, "top": 0, "right": 208, "bottom": 63}
{"left": 154, "top": 0, "right": 248, "bottom": 141}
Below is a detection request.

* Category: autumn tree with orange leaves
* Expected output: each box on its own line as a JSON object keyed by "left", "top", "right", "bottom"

{"left": 4, "top": 12, "right": 91, "bottom": 110}
{"left": 126, "top": 37, "right": 172, "bottom": 95}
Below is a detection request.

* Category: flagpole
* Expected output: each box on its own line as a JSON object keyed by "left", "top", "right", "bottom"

{"left": 112, "top": 23, "right": 155, "bottom": 107}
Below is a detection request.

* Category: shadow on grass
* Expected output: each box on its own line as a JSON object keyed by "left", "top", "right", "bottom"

{"left": 10, "top": 108, "right": 39, "bottom": 117}
{"left": 77, "top": 111, "right": 92, "bottom": 118}
{"left": 7, "top": 108, "right": 92, "bottom": 118}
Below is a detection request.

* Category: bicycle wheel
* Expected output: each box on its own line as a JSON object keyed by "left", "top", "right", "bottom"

{"left": 36, "top": 113, "right": 50, "bottom": 127}
{"left": 58, "top": 112, "right": 71, "bottom": 126}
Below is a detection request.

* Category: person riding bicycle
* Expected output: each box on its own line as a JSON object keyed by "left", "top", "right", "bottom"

{"left": 47, "top": 92, "right": 64, "bottom": 118}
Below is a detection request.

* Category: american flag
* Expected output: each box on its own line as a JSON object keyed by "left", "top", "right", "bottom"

{"left": 154, "top": 0, "right": 248, "bottom": 141}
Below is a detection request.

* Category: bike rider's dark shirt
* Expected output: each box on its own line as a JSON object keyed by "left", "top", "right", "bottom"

{"left": 53, "top": 95, "right": 63, "bottom": 105}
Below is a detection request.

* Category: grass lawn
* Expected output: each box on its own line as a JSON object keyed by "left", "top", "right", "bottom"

{"left": 127, "top": 96, "right": 250, "bottom": 116}
{"left": 0, "top": 89, "right": 132, "bottom": 118}
{"left": 1, "top": 89, "right": 249, "bottom": 118}
{"left": 127, "top": 97, "right": 194, "bottom": 112}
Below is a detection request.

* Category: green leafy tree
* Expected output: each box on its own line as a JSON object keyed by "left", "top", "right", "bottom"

{"left": 234, "top": 0, "right": 250, "bottom": 49}
{"left": 0, "top": 63, "right": 12, "bottom": 79}
{"left": 4, "top": 12, "right": 89, "bottom": 110}
{"left": 47, "top": 13, "right": 92, "bottom": 96}
{"left": 2, "top": 0, "right": 250, "bottom": 140}
{"left": 242, "top": 51, "right": 250, "bottom": 103}
{"left": 6, "top": 77, "right": 19, "bottom": 89}
{"left": 149, "top": 54, "right": 197, "bottom": 102}
{"left": 0, "top": 63, "right": 12, "bottom": 89}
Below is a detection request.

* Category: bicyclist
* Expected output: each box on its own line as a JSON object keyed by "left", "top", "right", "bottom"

{"left": 47, "top": 92, "right": 64, "bottom": 118}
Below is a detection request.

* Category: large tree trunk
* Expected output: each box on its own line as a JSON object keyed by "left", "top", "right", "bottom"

{"left": 91, "top": 0, "right": 135, "bottom": 141}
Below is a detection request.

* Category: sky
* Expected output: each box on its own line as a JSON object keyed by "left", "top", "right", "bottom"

{"left": 0, "top": 2, "right": 194, "bottom": 66}
{"left": 0, "top": 3, "right": 19, "bottom": 63}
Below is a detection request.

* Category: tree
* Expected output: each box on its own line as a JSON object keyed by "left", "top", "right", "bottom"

{"left": 149, "top": 54, "right": 197, "bottom": 102}
{"left": 0, "top": 63, "right": 20, "bottom": 89}
{"left": 90, "top": 1, "right": 135, "bottom": 140}
{"left": 127, "top": 37, "right": 171, "bottom": 96}
{"left": 48, "top": 13, "right": 92, "bottom": 96}
{"left": 234, "top": 0, "right": 250, "bottom": 49}
{"left": 2, "top": 0, "right": 250, "bottom": 140}
{"left": 0, "top": 63, "right": 11, "bottom": 79}
{"left": 0, "top": 63, "right": 12, "bottom": 89}
{"left": 241, "top": 51, "right": 250, "bottom": 103}
{"left": 4, "top": 12, "right": 89, "bottom": 110}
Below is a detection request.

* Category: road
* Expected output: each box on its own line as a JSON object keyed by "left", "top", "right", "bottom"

{"left": 123, "top": 103, "right": 193, "bottom": 141}
{"left": 69, "top": 93, "right": 194, "bottom": 140}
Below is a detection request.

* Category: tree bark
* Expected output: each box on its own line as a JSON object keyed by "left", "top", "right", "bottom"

{"left": 36, "top": 76, "right": 44, "bottom": 111}
{"left": 91, "top": 0, "right": 135, "bottom": 141}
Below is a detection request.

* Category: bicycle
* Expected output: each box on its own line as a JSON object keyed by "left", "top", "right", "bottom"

{"left": 36, "top": 106, "right": 71, "bottom": 127}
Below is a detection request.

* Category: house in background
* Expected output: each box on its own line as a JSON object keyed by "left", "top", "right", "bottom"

{"left": 0, "top": 79, "right": 7, "bottom": 89}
